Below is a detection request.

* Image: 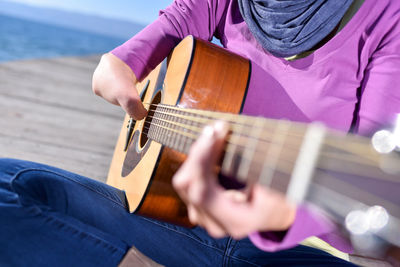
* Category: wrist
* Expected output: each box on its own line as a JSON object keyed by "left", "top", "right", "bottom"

{"left": 258, "top": 194, "right": 297, "bottom": 232}
{"left": 280, "top": 202, "right": 296, "bottom": 230}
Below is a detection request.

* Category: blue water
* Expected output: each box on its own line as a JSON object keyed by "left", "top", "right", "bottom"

{"left": 0, "top": 14, "right": 127, "bottom": 62}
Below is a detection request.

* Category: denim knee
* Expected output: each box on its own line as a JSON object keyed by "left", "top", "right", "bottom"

{"left": 0, "top": 159, "right": 62, "bottom": 206}
{"left": 0, "top": 158, "right": 35, "bottom": 182}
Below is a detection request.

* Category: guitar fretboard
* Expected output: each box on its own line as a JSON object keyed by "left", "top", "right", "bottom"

{"left": 144, "top": 103, "right": 400, "bottom": 218}
{"left": 142, "top": 102, "right": 400, "bottom": 247}
{"left": 145, "top": 104, "right": 306, "bottom": 188}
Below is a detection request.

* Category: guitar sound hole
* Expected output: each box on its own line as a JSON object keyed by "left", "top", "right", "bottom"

{"left": 140, "top": 91, "right": 162, "bottom": 149}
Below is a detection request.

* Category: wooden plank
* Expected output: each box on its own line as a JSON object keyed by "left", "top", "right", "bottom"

{"left": 0, "top": 133, "right": 111, "bottom": 181}
{"left": 0, "top": 55, "right": 125, "bottom": 182}
{"left": 0, "top": 55, "right": 120, "bottom": 116}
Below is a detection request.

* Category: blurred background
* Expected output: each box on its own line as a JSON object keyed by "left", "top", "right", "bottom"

{"left": 0, "top": 0, "right": 171, "bottom": 181}
{"left": 0, "top": 0, "right": 171, "bottom": 61}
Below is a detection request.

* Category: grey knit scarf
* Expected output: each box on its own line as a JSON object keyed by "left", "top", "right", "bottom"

{"left": 238, "top": 0, "right": 354, "bottom": 57}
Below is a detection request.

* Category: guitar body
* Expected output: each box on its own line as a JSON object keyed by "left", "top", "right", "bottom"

{"left": 107, "top": 36, "right": 250, "bottom": 226}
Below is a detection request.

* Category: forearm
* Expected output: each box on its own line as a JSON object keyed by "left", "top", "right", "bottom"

{"left": 111, "top": 17, "right": 179, "bottom": 82}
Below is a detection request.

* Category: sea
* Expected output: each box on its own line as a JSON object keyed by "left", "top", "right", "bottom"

{"left": 0, "top": 14, "right": 127, "bottom": 62}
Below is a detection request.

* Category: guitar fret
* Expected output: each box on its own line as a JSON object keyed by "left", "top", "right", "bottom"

{"left": 258, "top": 121, "right": 291, "bottom": 187}
{"left": 154, "top": 106, "right": 161, "bottom": 142}
{"left": 154, "top": 107, "right": 161, "bottom": 143}
{"left": 166, "top": 107, "right": 173, "bottom": 145}
{"left": 179, "top": 110, "right": 186, "bottom": 153}
{"left": 161, "top": 106, "right": 168, "bottom": 145}
{"left": 171, "top": 108, "right": 179, "bottom": 152}
{"left": 185, "top": 112, "right": 197, "bottom": 153}
{"left": 176, "top": 110, "right": 184, "bottom": 153}
{"left": 237, "top": 117, "right": 264, "bottom": 183}
{"left": 182, "top": 110, "right": 191, "bottom": 154}
{"left": 222, "top": 130, "right": 242, "bottom": 180}
{"left": 157, "top": 107, "right": 164, "bottom": 144}
{"left": 166, "top": 107, "right": 175, "bottom": 148}
{"left": 173, "top": 108, "right": 181, "bottom": 150}
{"left": 176, "top": 109, "right": 185, "bottom": 152}
{"left": 286, "top": 123, "right": 326, "bottom": 203}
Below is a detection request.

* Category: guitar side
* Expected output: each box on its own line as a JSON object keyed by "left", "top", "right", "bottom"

{"left": 107, "top": 36, "right": 250, "bottom": 226}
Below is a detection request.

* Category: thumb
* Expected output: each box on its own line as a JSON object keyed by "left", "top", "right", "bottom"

{"left": 118, "top": 86, "right": 148, "bottom": 120}
{"left": 188, "top": 121, "right": 229, "bottom": 174}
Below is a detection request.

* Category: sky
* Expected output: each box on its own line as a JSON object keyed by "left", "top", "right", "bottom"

{"left": 5, "top": 0, "right": 172, "bottom": 25}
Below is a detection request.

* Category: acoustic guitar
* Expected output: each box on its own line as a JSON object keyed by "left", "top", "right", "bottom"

{"left": 107, "top": 36, "right": 400, "bottom": 256}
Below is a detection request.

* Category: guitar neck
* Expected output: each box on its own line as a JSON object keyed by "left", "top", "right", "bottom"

{"left": 145, "top": 103, "right": 400, "bottom": 246}
{"left": 145, "top": 103, "right": 397, "bottom": 182}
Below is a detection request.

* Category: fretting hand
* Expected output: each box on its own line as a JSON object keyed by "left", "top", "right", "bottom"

{"left": 172, "top": 121, "right": 296, "bottom": 239}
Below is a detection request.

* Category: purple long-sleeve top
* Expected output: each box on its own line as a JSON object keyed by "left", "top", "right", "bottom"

{"left": 111, "top": 0, "right": 400, "bottom": 253}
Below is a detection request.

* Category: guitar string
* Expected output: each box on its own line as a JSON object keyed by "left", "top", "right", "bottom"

{"left": 141, "top": 121, "right": 400, "bottom": 184}
{"left": 147, "top": 103, "right": 380, "bottom": 160}
{"left": 145, "top": 112, "right": 384, "bottom": 172}
{"left": 146, "top": 102, "right": 375, "bottom": 160}
{"left": 140, "top": 116, "right": 399, "bottom": 216}
{"left": 146, "top": 103, "right": 307, "bottom": 137}
{"left": 143, "top": 113, "right": 386, "bottom": 180}
{"left": 143, "top": 103, "right": 303, "bottom": 173}
{"left": 141, "top": 123, "right": 296, "bottom": 171}
{"left": 145, "top": 109, "right": 306, "bottom": 147}
{"left": 143, "top": 107, "right": 301, "bottom": 165}
{"left": 136, "top": 104, "right": 399, "bottom": 182}
{"left": 144, "top": 112, "right": 299, "bottom": 179}
{"left": 144, "top": 114, "right": 301, "bottom": 152}
{"left": 145, "top": 104, "right": 382, "bottom": 164}
{"left": 141, "top": 122, "right": 400, "bottom": 212}
{"left": 141, "top": 123, "right": 295, "bottom": 178}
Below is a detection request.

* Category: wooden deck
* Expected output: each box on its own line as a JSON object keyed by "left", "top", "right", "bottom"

{"left": 0, "top": 55, "right": 124, "bottom": 182}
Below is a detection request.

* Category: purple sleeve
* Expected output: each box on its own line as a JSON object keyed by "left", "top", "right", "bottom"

{"left": 353, "top": 10, "right": 400, "bottom": 136}
{"left": 111, "top": 0, "right": 229, "bottom": 81}
{"left": 249, "top": 205, "right": 353, "bottom": 253}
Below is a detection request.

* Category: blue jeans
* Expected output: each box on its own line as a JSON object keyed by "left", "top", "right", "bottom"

{"left": 0, "top": 158, "right": 354, "bottom": 266}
